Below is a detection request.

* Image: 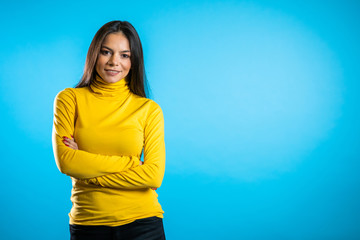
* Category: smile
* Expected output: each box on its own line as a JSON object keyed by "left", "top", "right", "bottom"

{"left": 105, "top": 69, "right": 121, "bottom": 76}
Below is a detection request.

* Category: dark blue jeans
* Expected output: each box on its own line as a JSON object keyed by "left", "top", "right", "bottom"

{"left": 70, "top": 216, "right": 166, "bottom": 240}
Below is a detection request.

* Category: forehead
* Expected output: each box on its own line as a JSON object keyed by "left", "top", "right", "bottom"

{"left": 102, "top": 32, "right": 130, "bottom": 50}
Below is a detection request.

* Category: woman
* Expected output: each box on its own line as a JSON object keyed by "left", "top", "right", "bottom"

{"left": 52, "top": 21, "right": 166, "bottom": 240}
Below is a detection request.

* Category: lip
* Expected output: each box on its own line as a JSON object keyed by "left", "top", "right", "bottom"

{"left": 105, "top": 69, "right": 121, "bottom": 76}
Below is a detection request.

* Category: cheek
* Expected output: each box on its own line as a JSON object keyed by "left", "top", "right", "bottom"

{"left": 124, "top": 60, "right": 131, "bottom": 71}
{"left": 96, "top": 56, "right": 106, "bottom": 67}
{"left": 95, "top": 61, "right": 100, "bottom": 72}
{"left": 95, "top": 58, "right": 103, "bottom": 71}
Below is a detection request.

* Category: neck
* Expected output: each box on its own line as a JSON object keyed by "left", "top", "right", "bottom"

{"left": 89, "top": 74, "right": 130, "bottom": 99}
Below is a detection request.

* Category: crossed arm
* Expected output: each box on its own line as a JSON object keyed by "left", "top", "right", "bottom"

{"left": 52, "top": 89, "right": 166, "bottom": 189}
{"left": 62, "top": 136, "right": 159, "bottom": 190}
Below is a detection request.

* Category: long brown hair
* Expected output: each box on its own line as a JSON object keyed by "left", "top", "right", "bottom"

{"left": 76, "top": 21, "right": 149, "bottom": 98}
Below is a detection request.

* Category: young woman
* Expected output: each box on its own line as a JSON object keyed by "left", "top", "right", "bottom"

{"left": 52, "top": 21, "right": 166, "bottom": 240}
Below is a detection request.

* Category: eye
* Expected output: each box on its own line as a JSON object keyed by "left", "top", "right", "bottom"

{"left": 121, "top": 54, "right": 130, "bottom": 58}
{"left": 100, "top": 49, "right": 111, "bottom": 55}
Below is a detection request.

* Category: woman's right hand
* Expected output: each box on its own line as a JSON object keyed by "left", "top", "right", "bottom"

{"left": 139, "top": 160, "right": 157, "bottom": 190}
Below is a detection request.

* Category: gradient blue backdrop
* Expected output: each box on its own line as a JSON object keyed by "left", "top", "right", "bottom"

{"left": 1, "top": 0, "right": 359, "bottom": 239}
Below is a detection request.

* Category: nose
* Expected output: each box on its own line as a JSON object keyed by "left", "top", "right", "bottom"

{"left": 107, "top": 54, "right": 120, "bottom": 66}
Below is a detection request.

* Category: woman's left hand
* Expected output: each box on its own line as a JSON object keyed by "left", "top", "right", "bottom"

{"left": 62, "top": 136, "right": 78, "bottom": 150}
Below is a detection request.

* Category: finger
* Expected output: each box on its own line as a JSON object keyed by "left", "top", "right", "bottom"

{"left": 68, "top": 145, "right": 77, "bottom": 150}
{"left": 67, "top": 138, "right": 77, "bottom": 146}
{"left": 62, "top": 136, "right": 72, "bottom": 142}
{"left": 62, "top": 137, "right": 69, "bottom": 146}
{"left": 62, "top": 137, "right": 76, "bottom": 148}
{"left": 67, "top": 142, "right": 77, "bottom": 150}
{"left": 63, "top": 137, "right": 75, "bottom": 144}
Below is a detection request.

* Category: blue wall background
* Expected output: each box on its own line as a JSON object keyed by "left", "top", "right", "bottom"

{"left": 1, "top": 0, "right": 359, "bottom": 239}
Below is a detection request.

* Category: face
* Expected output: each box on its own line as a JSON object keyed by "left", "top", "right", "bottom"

{"left": 95, "top": 32, "right": 131, "bottom": 83}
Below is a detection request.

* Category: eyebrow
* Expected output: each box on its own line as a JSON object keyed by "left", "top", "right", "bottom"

{"left": 102, "top": 45, "right": 130, "bottom": 53}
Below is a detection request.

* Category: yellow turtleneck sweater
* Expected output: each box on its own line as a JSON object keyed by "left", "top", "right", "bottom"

{"left": 52, "top": 76, "right": 165, "bottom": 226}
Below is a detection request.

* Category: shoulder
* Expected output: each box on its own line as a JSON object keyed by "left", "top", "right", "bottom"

{"left": 143, "top": 97, "right": 164, "bottom": 116}
{"left": 132, "top": 95, "right": 163, "bottom": 113}
{"left": 53, "top": 88, "right": 77, "bottom": 113}
{"left": 55, "top": 88, "right": 75, "bottom": 100}
{"left": 143, "top": 99, "right": 164, "bottom": 125}
{"left": 54, "top": 87, "right": 88, "bottom": 102}
{"left": 131, "top": 95, "right": 164, "bottom": 120}
{"left": 54, "top": 87, "right": 88, "bottom": 110}
{"left": 146, "top": 99, "right": 163, "bottom": 112}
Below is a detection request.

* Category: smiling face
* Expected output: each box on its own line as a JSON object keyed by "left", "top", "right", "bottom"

{"left": 95, "top": 32, "right": 131, "bottom": 83}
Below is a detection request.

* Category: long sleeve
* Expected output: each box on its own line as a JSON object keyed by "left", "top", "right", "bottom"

{"left": 85, "top": 102, "right": 166, "bottom": 189}
{"left": 52, "top": 88, "right": 140, "bottom": 179}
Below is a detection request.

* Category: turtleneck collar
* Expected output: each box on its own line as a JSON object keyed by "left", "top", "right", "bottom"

{"left": 89, "top": 74, "right": 131, "bottom": 100}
